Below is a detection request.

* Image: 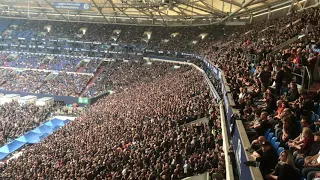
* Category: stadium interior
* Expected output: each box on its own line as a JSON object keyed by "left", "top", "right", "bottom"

{"left": 0, "top": 0, "right": 319, "bottom": 180}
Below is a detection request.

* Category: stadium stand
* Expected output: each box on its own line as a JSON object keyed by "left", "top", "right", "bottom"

{"left": 0, "top": 3, "right": 318, "bottom": 180}
{"left": 0, "top": 101, "right": 62, "bottom": 147}
{"left": 0, "top": 61, "right": 224, "bottom": 179}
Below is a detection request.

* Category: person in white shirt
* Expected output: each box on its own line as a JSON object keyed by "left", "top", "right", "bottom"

{"left": 302, "top": 151, "right": 320, "bottom": 180}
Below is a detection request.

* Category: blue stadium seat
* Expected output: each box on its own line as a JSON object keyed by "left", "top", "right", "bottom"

{"left": 312, "top": 111, "right": 316, "bottom": 121}
{"left": 264, "top": 128, "right": 271, "bottom": 137}
{"left": 270, "top": 137, "right": 277, "bottom": 145}
{"left": 273, "top": 142, "right": 280, "bottom": 149}
{"left": 317, "top": 106, "right": 320, "bottom": 116}
{"left": 277, "top": 147, "right": 284, "bottom": 156}
{"left": 267, "top": 132, "right": 274, "bottom": 141}
{"left": 294, "top": 168, "right": 302, "bottom": 180}
{"left": 311, "top": 111, "right": 317, "bottom": 122}
{"left": 314, "top": 113, "right": 319, "bottom": 122}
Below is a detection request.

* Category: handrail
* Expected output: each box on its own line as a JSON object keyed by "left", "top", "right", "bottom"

{"left": 146, "top": 56, "right": 228, "bottom": 180}
{"left": 199, "top": 55, "right": 264, "bottom": 180}
{"left": 291, "top": 65, "right": 306, "bottom": 91}
{"left": 220, "top": 102, "right": 234, "bottom": 180}
{"left": 235, "top": 120, "right": 264, "bottom": 180}
{"left": 304, "top": 66, "right": 311, "bottom": 92}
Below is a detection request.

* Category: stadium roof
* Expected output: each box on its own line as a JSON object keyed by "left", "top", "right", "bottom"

{"left": 0, "top": 0, "right": 315, "bottom": 26}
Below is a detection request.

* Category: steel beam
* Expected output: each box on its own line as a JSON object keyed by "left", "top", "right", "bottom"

{"left": 235, "top": 0, "right": 291, "bottom": 17}
{"left": 92, "top": 0, "right": 110, "bottom": 23}
{"left": 197, "top": 0, "right": 227, "bottom": 16}
{"left": 288, "top": 0, "right": 294, "bottom": 13}
{"left": 220, "top": 0, "right": 242, "bottom": 7}
{"left": 148, "top": 10, "right": 167, "bottom": 26}
{"left": 43, "top": 0, "right": 69, "bottom": 22}
{"left": 303, "top": 0, "right": 311, "bottom": 8}
{"left": 176, "top": 6, "right": 205, "bottom": 15}
{"left": 220, "top": 0, "right": 255, "bottom": 22}
{"left": 180, "top": 3, "right": 220, "bottom": 16}
{"left": 173, "top": 6, "right": 188, "bottom": 18}
{"left": 295, "top": 0, "right": 303, "bottom": 9}
{"left": 0, "top": 0, "right": 28, "bottom": 18}
{"left": 106, "top": 0, "right": 139, "bottom": 24}
{"left": 157, "top": 11, "right": 167, "bottom": 26}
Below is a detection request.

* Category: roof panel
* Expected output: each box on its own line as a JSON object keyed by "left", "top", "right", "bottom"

{"left": 0, "top": 0, "right": 302, "bottom": 26}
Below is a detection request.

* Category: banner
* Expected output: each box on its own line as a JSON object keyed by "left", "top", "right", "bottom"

{"left": 54, "top": 2, "right": 92, "bottom": 10}
{"left": 78, "top": 97, "right": 89, "bottom": 104}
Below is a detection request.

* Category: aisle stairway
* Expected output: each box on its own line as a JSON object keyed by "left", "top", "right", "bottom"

{"left": 39, "top": 64, "right": 46, "bottom": 70}
{"left": 2, "top": 62, "right": 9, "bottom": 67}
{"left": 79, "top": 66, "right": 105, "bottom": 97}
{"left": 77, "top": 67, "right": 84, "bottom": 73}
{"left": 272, "top": 34, "right": 304, "bottom": 52}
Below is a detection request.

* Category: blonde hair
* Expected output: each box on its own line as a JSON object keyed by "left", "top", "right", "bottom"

{"left": 302, "top": 127, "right": 313, "bottom": 138}
{"left": 281, "top": 150, "right": 295, "bottom": 168}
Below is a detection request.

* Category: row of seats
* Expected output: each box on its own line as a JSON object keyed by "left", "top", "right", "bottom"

{"left": 265, "top": 129, "right": 284, "bottom": 156}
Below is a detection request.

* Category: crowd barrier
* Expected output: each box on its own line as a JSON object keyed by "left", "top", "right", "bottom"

{"left": 147, "top": 54, "right": 264, "bottom": 180}
{"left": 195, "top": 55, "right": 263, "bottom": 180}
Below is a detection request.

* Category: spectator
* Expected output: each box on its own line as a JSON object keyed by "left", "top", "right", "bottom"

{"left": 265, "top": 150, "right": 298, "bottom": 180}
{"left": 251, "top": 141, "right": 278, "bottom": 176}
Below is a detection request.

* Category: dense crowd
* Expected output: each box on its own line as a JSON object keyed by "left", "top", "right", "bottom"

{"left": 2, "top": 70, "right": 49, "bottom": 92}
{"left": 0, "top": 53, "right": 101, "bottom": 73}
{"left": 0, "top": 69, "right": 92, "bottom": 97}
{"left": 84, "top": 60, "right": 183, "bottom": 97}
{"left": 198, "top": 6, "right": 320, "bottom": 180}
{"left": 0, "top": 63, "right": 224, "bottom": 179}
{"left": 0, "top": 101, "right": 59, "bottom": 147}
{"left": 0, "top": 4, "right": 319, "bottom": 180}
{"left": 38, "top": 72, "right": 92, "bottom": 97}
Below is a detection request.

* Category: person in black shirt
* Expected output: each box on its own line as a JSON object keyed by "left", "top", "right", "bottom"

{"left": 264, "top": 93, "right": 277, "bottom": 115}
{"left": 283, "top": 82, "right": 299, "bottom": 102}
{"left": 246, "top": 112, "right": 272, "bottom": 141}
{"left": 252, "top": 141, "right": 278, "bottom": 176}
{"left": 274, "top": 64, "right": 285, "bottom": 96}
{"left": 292, "top": 92, "right": 314, "bottom": 119}
{"left": 259, "top": 66, "right": 272, "bottom": 89}
{"left": 265, "top": 150, "right": 299, "bottom": 180}
{"left": 282, "top": 49, "right": 292, "bottom": 62}
{"left": 312, "top": 89, "right": 320, "bottom": 103}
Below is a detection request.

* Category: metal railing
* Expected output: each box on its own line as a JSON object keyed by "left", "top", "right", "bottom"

{"left": 305, "top": 66, "right": 311, "bottom": 92}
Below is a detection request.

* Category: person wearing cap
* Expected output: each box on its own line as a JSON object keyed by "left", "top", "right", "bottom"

{"left": 251, "top": 141, "right": 278, "bottom": 176}
{"left": 295, "top": 132, "right": 320, "bottom": 169}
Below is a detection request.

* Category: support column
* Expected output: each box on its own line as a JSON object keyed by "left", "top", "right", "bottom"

{"left": 288, "top": 0, "right": 295, "bottom": 14}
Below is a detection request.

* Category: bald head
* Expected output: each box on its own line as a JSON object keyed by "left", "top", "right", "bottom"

{"left": 258, "top": 136, "right": 266, "bottom": 144}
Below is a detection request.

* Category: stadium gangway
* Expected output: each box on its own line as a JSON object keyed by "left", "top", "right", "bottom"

{"left": 271, "top": 34, "right": 305, "bottom": 53}
{"left": 290, "top": 65, "right": 311, "bottom": 92}
{"left": 272, "top": 60, "right": 310, "bottom": 92}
